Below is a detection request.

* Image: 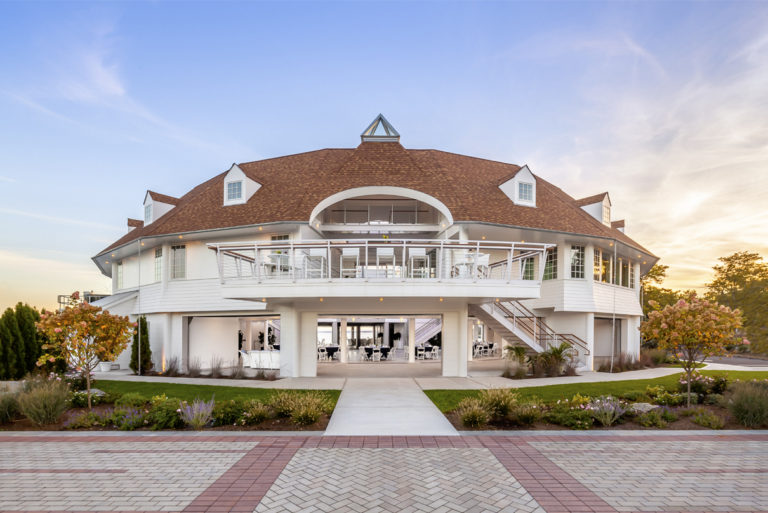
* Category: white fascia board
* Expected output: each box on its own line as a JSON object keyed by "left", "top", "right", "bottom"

{"left": 223, "top": 164, "right": 261, "bottom": 206}
{"left": 498, "top": 164, "right": 536, "bottom": 207}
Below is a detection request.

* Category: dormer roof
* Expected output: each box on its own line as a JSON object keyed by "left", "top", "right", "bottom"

{"left": 575, "top": 192, "right": 611, "bottom": 207}
{"left": 127, "top": 218, "right": 144, "bottom": 228}
{"left": 144, "top": 191, "right": 179, "bottom": 205}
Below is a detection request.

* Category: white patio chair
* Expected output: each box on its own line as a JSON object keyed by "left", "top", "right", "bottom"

{"left": 372, "top": 347, "right": 381, "bottom": 362}
{"left": 376, "top": 247, "right": 396, "bottom": 278}
{"left": 408, "top": 247, "right": 429, "bottom": 278}
{"left": 340, "top": 247, "right": 360, "bottom": 278}
{"left": 304, "top": 248, "right": 328, "bottom": 279}
{"left": 475, "top": 253, "right": 490, "bottom": 279}
{"left": 317, "top": 347, "right": 328, "bottom": 361}
{"left": 416, "top": 346, "right": 426, "bottom": 360}
{"left": 429, "top": 346, "right": 440, "bottom": 360}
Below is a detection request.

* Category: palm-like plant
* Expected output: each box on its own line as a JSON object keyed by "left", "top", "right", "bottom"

{"left": 506, "top": 345, "right": 527, "bottom": 365}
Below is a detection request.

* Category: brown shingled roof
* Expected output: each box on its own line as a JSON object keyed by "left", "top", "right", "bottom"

{"left": 612, "top": 220, "right": 625, "bottom": 229}
{"left": 146, "top": 191, "right": 179, "bottom": 205}
{"left": 98, "top": 142, "right": 653, "bottom": 256}
{"left": 127, "top": 218, "right": 144, "bottom": 228}
{"left": 575, "top": 192, "right": 609, "bottom": 206}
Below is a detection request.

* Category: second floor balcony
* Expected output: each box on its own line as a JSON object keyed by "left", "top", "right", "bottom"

{"left": 209, "top": 238, "right": 553, "bottom": 300}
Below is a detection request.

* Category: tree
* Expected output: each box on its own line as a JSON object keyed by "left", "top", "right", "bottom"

{"left": 15, "top": 303, "right": 41, "bottom": 374}
{"left": 36, "top": 294, "right": 134, "bottom": 408}
{"left": 0, "top": 311, "right": 11, "bottom": 380}
{"left": 706, "top": 251, "right": 768, "bottom": 354}
{"left": 0, "top": 308, "right": 25, "bottom": 379}
{"left": 641, "top": 294, "right": 742, "bottom": 406}
{"left": 129, "top": 316, "right": 153, "bottom": 375}
{"left": 640, "top": 264, "right": 685, "bottom": 319}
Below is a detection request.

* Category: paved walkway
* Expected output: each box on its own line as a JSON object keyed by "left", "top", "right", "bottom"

{"left": 324, "top": 378, "right": 458, "bottom": 436}
{"left": 1, "top": 431, "right": 767, "bottom": 512}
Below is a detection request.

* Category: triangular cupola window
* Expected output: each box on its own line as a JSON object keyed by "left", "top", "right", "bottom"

{"left": 361, "top": 114, "right": 400, "bottom": 142}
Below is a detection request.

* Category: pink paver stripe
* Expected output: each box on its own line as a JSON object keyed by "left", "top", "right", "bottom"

{"left": 0, "top": 468, "right": 127, "bottom": 474}
{"left": 667, "top": 468, "right": 768, "bottom": 473}
{"left": 91, "top": 449, "right": 247, "bottom": 453}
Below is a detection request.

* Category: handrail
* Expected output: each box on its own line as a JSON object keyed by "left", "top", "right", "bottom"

{"left": 494, "top": 300, "right": 590, "bottom": 355}
{"left": 208, "top": 238, "right": 554, "bottom": 283}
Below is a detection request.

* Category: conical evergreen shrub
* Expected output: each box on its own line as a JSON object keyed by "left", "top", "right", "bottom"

{"left": 129, "top": 316, "right": 153, "bottom": 375}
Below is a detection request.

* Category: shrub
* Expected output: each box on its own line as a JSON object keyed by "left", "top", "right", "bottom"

{"left": 691, "top": 411, "right": 725, "bottom": 430}
{"left": 64, "top": 410, "right": 111, "bottom": 430}
{"left": 17, "top": 378, "right": 70, "bottom": 426}
{"left": 645, "top": 385, "right": 666, "bottom": 399}
{"left": 288, "top": 392, "right": 333, "bottom": 426}
{"left": 179, "top": 398, "right": 214, "bottom": 430}
{"left": 678, "top": 372, "right": 715, "bottom": 396}
{"left": 163, "top": 357, "right": 180, "bottom": 377}
{"left": 705, "top": 393, "right": 724, "bottom": 406}
{"left": 254, "top": 369, "right": 278, "bottom": 381}
{"left": 115, "top": 393, "right": 148, "bottom": 408}
{"left": 653, "top": 391, "right": 687, "bottom": 407}
{"left": 586, "top": 396, "right": 627, "bottom": 427}
{"left": 456, "top": 398, "right": 490, "bottom": 428}
{"left": 479, "top": 388, "right": 519, "bottom": 420}
{"left": 680, "top": 406, "right": 707, "bottom": 417}
{"left": 212, "top": 399, "right": 245, "bottom": 427}
{"left": 231, "top": 360, "right": 246, "bottom": 380}
{"left": 726, "top": 381, "right": 768, "bottom": 428}
{"left": 659, "top": 406, "right": 678, "bottom": 423}
{"left": 0, "top": 393, "right": 19, "bottom": 423}
{"left": 620, "top": 390, "right": 650, "bottom": 402}
{"left": 545, "top": 397, "right": 594, "bottom": 430}
{"left": 147, "top": 395, "right": 184, "bottom": 430}
{"left": 71, "top": 390, "right": 103, "bottom": 408}
{"left": 645, "top": 348, "right": 668, "bottom": 366}
{"left": 63, "top": 372, "right": 91, "bottom": 392}
{"left": 270, "top": 391, "right": 298, "bottom": 418}
{"left": 239, "top": 400, "right": 270, "bottom": 425}
{"left": 509, "top": 399, "right": 542, "bottom": 426}
{"left": 113, "top": 407, "right": 147, "bottom": 431}
{"left": 187, "top": 357, "right": 202, "bottom": 378}
{"left": 711, "top": 375, "right": 729, "bottom": 395}
{"left": 209, "top": 356, "right": 224, "bottom": 379}
{"left": 637, "top": 410, "right": 667, "bottom": 428}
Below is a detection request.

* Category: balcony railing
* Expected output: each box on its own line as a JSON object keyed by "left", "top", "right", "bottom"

{"left": 209, "top": 239, "right": 553, "bottom": 283}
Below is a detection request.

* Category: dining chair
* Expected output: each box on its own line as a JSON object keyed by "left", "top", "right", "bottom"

{"left": 372, "top": 347, "right": 381, "bottom": 362}
{"left": 416, "top": 346, "right": 426, "bottom": 360}
{"left": 317, "top": 347, "right": 327, "bottom": 361}
{"left": 304, "top": 248, "right": 328, "bottom": 279}
{"left": 475, "top": 253, "right": 490, "bottom": 279}
{"left": 340, "top": 247, "right": 360, "bottom": 278}
{"left": 408, "top": 247, "right": 429, "bottom": 278}
{"left": 430, "top": 346, "right": 440, "bottom": 360}
{"left": 376, "top": 247, "right": 396, "bottom": 278}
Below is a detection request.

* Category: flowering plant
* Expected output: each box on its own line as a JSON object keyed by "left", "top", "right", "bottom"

{"left": 178, "top": 398, "right": 214, "bottom": 430}
{"left": 586, "top": 396, "right": 627, "bottom": 426}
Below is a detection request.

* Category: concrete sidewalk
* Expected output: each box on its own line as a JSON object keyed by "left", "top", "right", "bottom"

{"left": 324, "top": 378, "right": 458, "bottom": 436}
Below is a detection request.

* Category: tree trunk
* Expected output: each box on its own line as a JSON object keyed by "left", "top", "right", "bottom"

{"left": 86, "top": 370, "right": 92, "bottom": 410}
{"left": 687, "top": 370, "right": 692, "bottom": 407}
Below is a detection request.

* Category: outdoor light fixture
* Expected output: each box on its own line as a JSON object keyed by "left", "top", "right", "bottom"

{"left": 111, "top": 253, "right": 115, "bottom": 257}
{"left": 258, "top": 226, "right": 263, "bottom": 231}
{"left": 105, "top": 260, "right": 109, "bottom": 264}
{"left": 495, "top": 298, "right": 500, "bottom": 302}
{"left": 178, "top": 235, "right": 183, "bottom": 239}
{"left": 439, "top": 297, "right": 444, "bottom": 302}
{"left": 481, "top": 235, "right": 486, "bottom": 240}
{"left": 379, "top": 297, "right": 384, "bottom": 302}
{"left": 262, "top": 298, "right": 266, "bottom": 302}
{"left": 319, "top": 297, "right": 324, "bottom": 302}
{"left": 609, "top": 242, "right": 614, "bottom": 247}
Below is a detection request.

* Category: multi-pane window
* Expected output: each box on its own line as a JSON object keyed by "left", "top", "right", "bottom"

{"left": 543, "top": 247, "right": 558, "bottom": 280}
{"left": 117, "top": 261, "right": 123, "bottom": 289}
{"left": 171, "top": 245, "right": 186, "bottom": 279}
{"left": 602, "top": 203, "right": 610, "bottom": 224}
{"left": 518, "top": 182, "right": 533, "bottom": 202}
{"left": 271, "top": 234, "right": 289, "bottom": 241}
{"left": 226, "top": 181, "right": 243, "bottom": 201}
{"left": 629, "top": 263, "right": 636, "bottom": 289}
{"left": 570, "top": 245, "right": 585, "bottom": 278}
{"left": 601, "top": 253, "right": 612, "bottom": 283}
{"left": 144, "top": 204, "right": 152, "bottom": 224}
{"left": 154, "top": 247, "right": 162, "bottom": 282}
{"left": 593, "top": 249, "right": 602, "bottom": 281}
{"left": 521, "top": 257, "right": 535, "bottom": 280}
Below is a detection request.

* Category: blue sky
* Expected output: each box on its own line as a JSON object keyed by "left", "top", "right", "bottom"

{"left": 1, "top": 1, "right": 767, "bottom": 309}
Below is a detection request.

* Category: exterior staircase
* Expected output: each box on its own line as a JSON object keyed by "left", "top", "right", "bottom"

{"left": 414, "top": 318, "right": 442, "bottom": 345}
{"left": 468, "top": 300, "right": 590, "bottom": 366}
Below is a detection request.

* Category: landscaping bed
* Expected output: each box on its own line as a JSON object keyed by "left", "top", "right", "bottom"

{"left": 427, "top": 371, "right": 768, "bottom": 431}
{"left": 0, "top": 377, "right": 339, "bottom": 432}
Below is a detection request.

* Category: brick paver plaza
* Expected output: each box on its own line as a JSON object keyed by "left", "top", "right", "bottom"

{"left": 0, "top": 433, "right": 766, "bottom": 513}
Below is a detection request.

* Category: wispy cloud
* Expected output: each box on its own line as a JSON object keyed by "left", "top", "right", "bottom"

{"left": 0, "top": 207, "right": 120, "bottom": 231}
{"left": 0, "top": 175, "right": 15, "bottom": 184}
{"left": 535, "top": 27, "right": 768, "bottom": 291}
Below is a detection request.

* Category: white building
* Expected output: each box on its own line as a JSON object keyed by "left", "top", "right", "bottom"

{"left": 92, "top": 115, "right": 657, "bottom": 377}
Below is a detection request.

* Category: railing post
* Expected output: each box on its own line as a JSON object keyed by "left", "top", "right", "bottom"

{"left": 327, "top": 240, "right": 332, "bottom": 280}
{"left": 216, "top": 246, "right": 224, "bottom": 284}
{"left": 506, "top": 244, "right": 514, "bottom": 282}
{"left": 364, "top": 240, "right": 369, "bottom": 280}
{"left": 256, "top": 247, "right": 261, "bottom": 282}
{"left": 403, "top": 239, "right": 407, "bottom": 281}
{"left": 290, "top": 241, "right": 295, "bottom": 282}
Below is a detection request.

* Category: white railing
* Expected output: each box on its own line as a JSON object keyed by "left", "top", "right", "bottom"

{"left": 208, "top": 238, "right": 553, "bottom": 283}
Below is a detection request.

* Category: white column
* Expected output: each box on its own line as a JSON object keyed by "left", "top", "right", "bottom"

{"left": 467, "top": 318, "right": 474, "bottom": 362}
{"left": 383, "top": 321, "right": 390, "bottom": 348}
{"left": 278, "top": 310, "right": 299, "bottom": 378}
{"left": 442, "top": 306, "right": 469, "bottom": 377}
{"left": 585, "top": 312, "right": 595, "bottom": 371}
{"left": 299, "top": 312, "right": 318, "bottom": 377}
{"left": 332, "top": 321, "right": 338, "bottom": 346}
{"left": 340, "top": 318, "right": 348, "bottom": 363}
{"left": 408, "top": 317, "right": 416, "bottom": 363}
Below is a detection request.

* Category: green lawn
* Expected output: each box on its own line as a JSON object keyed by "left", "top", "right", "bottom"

{"left": 95, "top": 380, "right": 341, "bottom": 407}
{"left": 424, "top": 370, "right": 768, "bottom": 413}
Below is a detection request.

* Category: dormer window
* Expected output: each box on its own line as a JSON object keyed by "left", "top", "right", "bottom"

{"left": 227, "top": 181, "right": 243, "bottom": 201}
{"left": 602, "top": 203, "right": 610, "bottom": 225}
{"left": 222, "top": 164, "right": 261, "bottom": 206}
{"left": 144, "top": 204, "right": 152, "bottom": 224}
{"left": 518, "top": 183, "right": 533, "bottom": 202}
